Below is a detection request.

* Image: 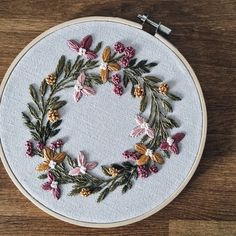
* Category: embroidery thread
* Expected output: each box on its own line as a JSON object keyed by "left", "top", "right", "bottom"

{"left": 22, "top": 35, "right": 185, "bottom": 202}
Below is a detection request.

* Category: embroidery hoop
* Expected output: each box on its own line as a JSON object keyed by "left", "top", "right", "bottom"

{"left": 0, "top": 16, "right": 207, "bottom": 228}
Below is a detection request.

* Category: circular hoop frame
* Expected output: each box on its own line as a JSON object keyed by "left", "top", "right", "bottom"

{"left": 0, "top": 16, "right": 207, "bottom": 228}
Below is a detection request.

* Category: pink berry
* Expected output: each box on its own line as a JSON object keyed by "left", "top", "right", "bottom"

{"left": 119, "top": 57, "right": 130, "bottom": 68}
{"left": 113, "top": 85, "right": 123, "bottom": 96}
{"left": 111, "top": 74, "right": 121, "bottom": 85}
{"left": 150, "top": 165, "right": 158, "bottom": 173}
{"left": 114, "top": 42, "right": 125, "bottom": 53}
{"left": 56, "top": 139, "right": 64, "bottom": 148}
{"left": 124, "top": 46, "right": 135, "bottom": 58}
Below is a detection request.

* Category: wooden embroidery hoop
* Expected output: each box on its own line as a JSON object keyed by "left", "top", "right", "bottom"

{"left": 0, "top": 16, "right": 207, "bottom": 228}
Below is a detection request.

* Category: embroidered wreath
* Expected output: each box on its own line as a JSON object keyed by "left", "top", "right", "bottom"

{"left": 22, "top": 35, "right": 185, "bottom": 201}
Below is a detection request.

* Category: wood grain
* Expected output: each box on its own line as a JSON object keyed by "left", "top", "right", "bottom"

{"left": 0, "top": 0, "right": 236, "bottom": 235}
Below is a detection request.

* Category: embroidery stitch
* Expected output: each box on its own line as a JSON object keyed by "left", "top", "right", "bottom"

{"left": 22, "top": 36, "right": 185, "bottom": 202}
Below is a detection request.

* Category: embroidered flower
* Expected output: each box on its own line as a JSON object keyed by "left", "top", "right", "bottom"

{"left": 134, "top": 85, "right": 144, "bottom": 97}
{"left": 135, "top": 143, "right": 164, "bottom": 166}
{"left": 111, "top": 73, "right": 121, "bottom": 85}
{"left": 42, "top": 172, "right": 61, "bottom": 200}
{"left": 100, "top": 47, "right": 121, "bottom": 82}
{"left": 114, "top": 42, "right": 125, "bottom": 53}
{"left": 112, "top": 85, "right": 123, "bottom": 96}
{"left": 130, "top": 115, "right": 155, "bottom": 139}
{"left": 80, "top": 188, "right": 91, "bottom": 197}
{"left": 124, "top": 46, "right": 135, "bottom": 58}
{"left": 67, "top": 35, "right": 97, "bottom": 60}
{"left": 158, "top": 83, "right": 169, "bottom": 94}
{"left": 119, "top": 56, "right": 130, "bottom": 68}
{"left": 36, "top": 142, "right": 44, "bottom": 151}
{"left": 36, "top": 147, "right": 66, "bottom": 172}
{"left": 73, "top": 72, "right": 96, "bottom": 102}
{"left": 45, "top": 74, "right": 57, "bottom": 86}
{"left": 48, "top": 110, "right": 60, "bottom": 122}
{"left": 160, "top": 133, "right": 185, "bottom": 154}
{"left": 25, "top": 140, "right": 33, "bottom": 158}
{"left": 68, "top": 152, "right": 97, "bottom": 176}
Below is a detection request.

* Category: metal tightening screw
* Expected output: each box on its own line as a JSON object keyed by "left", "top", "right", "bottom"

{"left": 137, "top": 14, "right": 172, "bottom": 35}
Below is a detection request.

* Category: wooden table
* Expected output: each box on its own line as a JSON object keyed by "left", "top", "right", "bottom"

{"left": 0, "top": 0, "right": 235, "bottom": 235}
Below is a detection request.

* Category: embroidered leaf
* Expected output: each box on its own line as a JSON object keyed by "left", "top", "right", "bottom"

{"left": 68, "top": 187, "right": 82, "bottom": 196}
{"left": 137, "top": 60, "right": 148, "bottom": 67}
{"left": 167, "top": 93, "right": 181, "bottom": 101}
{"left": 165, "top": 117, "right": 179, "bottom": 128}
{"left": 49, "top": 100, "right": 67, "bottom": 110}
{"left": 109, "top": 181, "right": 120, "bottom": 192}
{"left": 64, "top": 60, "right": 72, "bottom": 77}
{"left": 161, "top": 100, "right": 173, "bottom": 113}
{"left": 55, "top": 55, "right": 65, "bottom": 77}
{"left": 30, "top": 131, "right": 41, "bottom": 141}
{"left": 140, "top": 95, "right": 147, "bottom": 113}
{"left": 93, "top": 41, "right": 102, "bottom": 53}
{"left": 122, "top": 184, "right": 128, "bottom": 194}
{"left": 50, "top": 129, "right": 60, "bottom": 137}
{"left": 28, "top": 104, "right": 39, "bottom": 119}
{"left": 129, "top": 58, "right": 137, "bottom": 67}
{"left": 122, "top": 161, "right": 133, "bottom": 170}
{"left": 29, "top": 85, "right": 39, "bottom": 103}
{"left": 51, "top": 120, "right": 62, "bottom": 129}
{"left": 147, "top": 62, "right": 158, "bottom": 67}
{"left": 22, "top": 112, "right": 35, "bottom": 130}
{"left": 123, "top": 73, "right": 130, "bottom": 88}
{"left": 144, "top": 76, "right": 162, "bottom": 83}
{"left": 37, "top": 173, "right": 48, "bottom": 179}
{"left": 101, "top": 166, "right": 112, "bottom": 176}
{"left": 97, "top": 187, "right": 109, "bottom": 202}
{"left": 39, "top": 80, "right": 48, "bottom": 96}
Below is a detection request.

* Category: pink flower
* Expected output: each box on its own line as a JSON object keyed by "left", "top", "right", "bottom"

{"left": 111, "top": 73, "right": 121, "bottom": 85}
{"left": 119, "top": 57, "right": 130, "bottom": 68}
{"left": 42, "top": 172, "right": 61, "bottom": 200}
{"left": 112, "top": 85, "right": 123, "bottom": 96}
{"left": 25, "top": 140, "right": 33, "bottom": 158}
{"left": 124, "top": 46, "right": 135, "bottom": 58}
{"left": 68, "top": 152, "right": 97, "bottom": 176}
{"left": 130, "top": 115, "right": 155, "bottom": 139}
{"left": 73, "top": 72, "right": 96, "bottom": 102}
{"left": 114, "top": 42, "right": 125, "bottom": 53}
{"left": 67, "top": 35, "right": 97, "bottom": 60}
{"left": 160, "top": 133, "right": 185, "bottom": 154}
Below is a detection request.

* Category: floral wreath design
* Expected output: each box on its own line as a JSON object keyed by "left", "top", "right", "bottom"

{"left": 22, "top": 35, "right": 185, "bottom": 202}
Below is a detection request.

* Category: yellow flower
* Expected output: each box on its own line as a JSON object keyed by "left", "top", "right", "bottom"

{"left": 48, "top": 110, "right": 60, "bottom": 122}
{"left": 45, "top": 74, "right": 57, "bottom": 86}
{"left": 134, "top": 86, "right": 144, "bottom": 97}
{"left": 135, "top": 143, "right": 164, "bottom": 166}
{"left": 158, "top": 83, "right": 169, "bottom": 94}
{"left": 100, "top": 47, "right": 121, "bottom": 82}
{"left": 36, "top": 147, "right": 66, "bottom": 172}
{"left": 80, "top": 188, "right": 91, "bottom": 197}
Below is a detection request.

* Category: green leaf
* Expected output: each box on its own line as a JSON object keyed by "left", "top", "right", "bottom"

{"left": 161, "top": 100, "right": 173, "bottom": 113}
{"left": 22, "top": 112, "right": 31, "bottom": 123}
{"left": 49, "top": 100, "right": 67, "bottom": 110}
{"left": 29, "top": 84, "right": 39, "bottom": 103}
{"left": 137, "top": 60, "right": 148, "bottom": 67}
{"left": 122, "top": 161, "right": 133, "bottom": 170}
{"left": 51, "top": 119, "right": 62, "bottom": 129}
{"left": 27, "top": 103, "right": 39, "bottom": 119}
{"left": 30, "top": 131, "right": 41, "bottom": 141}
{"left": 49, "top": 129, "right": 60, "bottom": 137}
{"left": 64, "top": 60, "right": 72, "bottom": 77}
{"left": 144, "top": 76, "right": 162, "bottom": 83}
{"left": 129, "top": 58, "right": 137, "bottom": 67}
{"left": 123, "top": 73, "right": 129, "bottom": 88}
{"left": 55, "top": 55, "right": 65, "bottom": 77}
{"left": 166, "top": 117, "right": 179, "bottom": 128}
{"left": 101, "top": 166, "right": 112, "bottom": 176}
{"left": 97, "top": 188, "right": 109, "bottom": 202}
{"left": 68, "top": 187, "right": 82, "bottom": 196}
{"left": 109, "top": 181, "right": 120, "bottom": 192}
{"left": 167, "top": 93, "right": 181, "bottom": 101}
{"left": 122, "top": 184, "right": 128, "bottom": 194}
{"left": 38, "top": 174, "right": 47, "bottom": 179}
{"left": 93, "top": 41, "right": 102, "bottom": 53}
{"left": 39, "top": 80, "right": 47, "bottom": 96}
{"left": 140, "top": 95, "right": 148, "bottom": 113}
{"left": 147, "top": 62, "right": 158, "bottom": 67}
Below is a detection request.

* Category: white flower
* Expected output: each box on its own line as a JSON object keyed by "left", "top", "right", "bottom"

{"left": 100, "top": 62, "right": 108, "bottom": 70}
{"left": 167, "top": 137, "right": 174, "bottom": 146}
{"left": 50, "top": 181, "right": 58, "bottom": 189}
{"left": 145, "top": 149, "right": 153, "bottom": 157}
{"left": 48, "top": 160, "right": 56, "bottom": 169}
{"left": 78, "top": 47, "right": 87, "bottom": 56}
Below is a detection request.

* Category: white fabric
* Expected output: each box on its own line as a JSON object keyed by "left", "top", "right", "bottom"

{"left": 0, "top": 21, "right": 203, "bottom": 224}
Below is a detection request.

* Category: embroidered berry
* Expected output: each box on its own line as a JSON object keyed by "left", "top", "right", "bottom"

{"left": 134, "top": 86, "right": 144, "bottom": 97}
{"left": 80, "top": 188, "right": 91, "bottom": 197}
{"left": 36, "top": 142, "right": 44, "bottom": 151}
{"left": 122, "top": 150, "right": 133, "bottom": 158}
{"left": 149, "top": 164, "right": 158, "bottom": 173}
{"left": 49, "top": 142, "right": 56, "bottom": 151}
{"left": 108, "top": 167, "right": 120, "bottom": 177}
{"left": 114, "top": 42, "right": 125, "bottom": 53}
{"left": 124, "top": 46, "right": 135, "bottom": 58}
{"left": 56, "top": 139, "right": 64, "bottom": 148}
{"left": 111, "top": 73, "right": 121, "bottom": 85}
{"left": 137, "top": 165, "right": 149, "bottom": 178}
{"left": 113, "top": 85, "right": 123, "bottom": 96}
{"left": 25, "top": 141, "right": 33, "bottom": 158}
{"left": 45, "top": 74, "right": 57, "bottom": 86}
{"left": 158, "top": 83, "right": 169, "bottom": 94}
{"left": 119, "top": 56, "right": 130, "bottom": 68}
{"left": 48, "top": 109, "right": 60, "bottom": 122}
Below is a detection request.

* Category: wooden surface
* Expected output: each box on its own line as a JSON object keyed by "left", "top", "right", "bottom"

{"left": 0, "top": 0, "right": 235, "bottom": 235}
